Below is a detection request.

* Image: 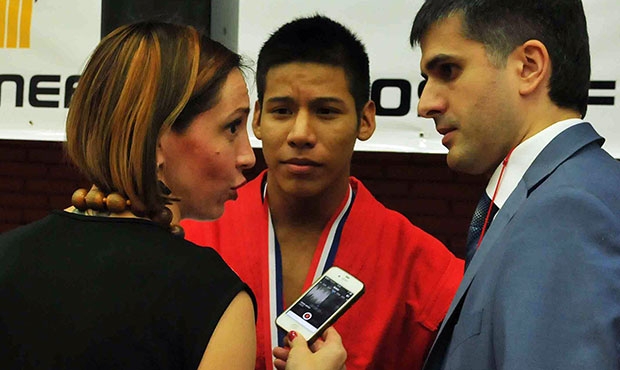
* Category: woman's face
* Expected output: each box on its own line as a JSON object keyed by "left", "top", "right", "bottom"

{"left": 157, "top": 68, "right": 256, "bottom": 220}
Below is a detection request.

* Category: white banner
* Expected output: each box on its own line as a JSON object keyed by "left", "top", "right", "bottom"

{"left": 1, "top": 0, "right": 618, "bottom": 158}
{"left": 212, "top": 0, "right": 620, "bottom": 157}
{"left": 0, "top": 0, "right": 101, "bottom": 141}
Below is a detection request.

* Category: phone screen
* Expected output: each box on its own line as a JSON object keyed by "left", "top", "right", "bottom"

{"left": 285, "top": 276, "right": 353, "bottom": 332}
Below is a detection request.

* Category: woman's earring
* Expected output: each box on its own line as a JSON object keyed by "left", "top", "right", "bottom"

{"left": 158, "top": 180, "right": 172, "bottom": 196}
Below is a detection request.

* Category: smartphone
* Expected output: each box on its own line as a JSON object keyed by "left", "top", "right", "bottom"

{"left": 275, "top": 266, "right": 365, "bottom": 344}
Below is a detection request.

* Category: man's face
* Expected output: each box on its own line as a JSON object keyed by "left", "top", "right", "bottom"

{"left": 253, "top": 62, "right": 374, "bottom": 198}
{"left": 418, "top": 15, "right": 522, "bottom": 175}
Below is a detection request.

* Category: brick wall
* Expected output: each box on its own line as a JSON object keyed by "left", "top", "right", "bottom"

{"left": 0, "top": 140, "right": 89, "bottom": 232}
{"left": 0, "top": 139, "right": 487, "bottom": 258}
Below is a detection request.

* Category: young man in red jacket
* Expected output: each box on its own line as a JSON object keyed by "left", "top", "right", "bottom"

{"left": 182, "top": 15, "right": 463, "bottom": 370}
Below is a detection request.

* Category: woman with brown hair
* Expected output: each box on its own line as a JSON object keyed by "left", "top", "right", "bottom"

{"left": 0, "top": 21, "right": 256, "bottom": 370}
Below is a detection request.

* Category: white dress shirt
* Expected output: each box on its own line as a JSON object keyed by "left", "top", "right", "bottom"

{"left": 485, "top": 118, "right": 585, "bottom": 209}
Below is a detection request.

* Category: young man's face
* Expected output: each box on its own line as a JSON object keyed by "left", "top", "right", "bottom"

{"left": 418, "top": 15, "right": 522, "bottom": 175}
{"left": 253, "top": 62, "right": 375, "bottom": 198}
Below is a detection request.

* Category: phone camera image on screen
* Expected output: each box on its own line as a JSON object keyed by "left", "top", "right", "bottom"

{"left": 287, "top": 276, "right": 353, "bottom": 330}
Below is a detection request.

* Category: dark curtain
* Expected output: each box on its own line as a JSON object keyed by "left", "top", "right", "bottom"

{"left": 101, "top": 0, "right": 211, "bottom": 37}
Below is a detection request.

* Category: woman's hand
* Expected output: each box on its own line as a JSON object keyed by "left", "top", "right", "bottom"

{"left": 273, "top": 327, "right": 346, "bottom": 370}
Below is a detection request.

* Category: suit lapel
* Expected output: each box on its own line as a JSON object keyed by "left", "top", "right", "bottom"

{"left": 435, "top": 180, "right": 527, "bottom": 329}
{"left": 521, "top": 122, "right": 603, "bottom": 190}
{"left": 421, "top": 188, "right": 525, "bottom": 370}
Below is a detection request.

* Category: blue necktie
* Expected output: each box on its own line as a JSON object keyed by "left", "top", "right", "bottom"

{"left": 465, "top": 192, "right": 498, "bottom": 269}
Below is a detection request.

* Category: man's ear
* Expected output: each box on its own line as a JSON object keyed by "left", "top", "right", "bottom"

{"left": 357, "top": 100, "right": 376, "bottom": 141}
{"left": 251, "top": 100, "right": 262, "bottom": 140}
{"left": 515, "top": 39, "right": 550, "bottom": 96}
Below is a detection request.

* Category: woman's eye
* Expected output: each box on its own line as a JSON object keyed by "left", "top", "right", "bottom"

{"left": 227, "top": 119, "right": 242, "bottom": 134}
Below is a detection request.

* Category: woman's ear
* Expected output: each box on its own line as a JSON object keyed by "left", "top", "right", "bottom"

{"left": 357, "top": 100, "right": 376, "bottom": 141}
{"left": 156, "top": 139, "right": 166, "bottom": 180}
{"left": 515, "top": 39, "right": 551, "bottom": 96}
{"left": 156, "top": 143, "right": 163, "bottom": 171}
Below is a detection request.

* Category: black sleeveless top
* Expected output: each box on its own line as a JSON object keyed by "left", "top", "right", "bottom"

{"left": 0, "top": 210, "right": 255, "bottom": 369}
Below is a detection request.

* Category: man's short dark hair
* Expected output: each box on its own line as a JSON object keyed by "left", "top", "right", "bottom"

{"left": 256, "top": 15, "right": 370, "bottom": 116}
{"left": 410, "top": 0, "right": 590, "bottom": 118}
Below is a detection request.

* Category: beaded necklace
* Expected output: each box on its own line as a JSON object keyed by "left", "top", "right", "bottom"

{"left": 71, "top": 185, "right": 184, "bottom": 237}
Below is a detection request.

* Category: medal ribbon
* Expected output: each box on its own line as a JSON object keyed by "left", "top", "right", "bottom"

{"left": 263, "top": 182, "right": 354, "bottom": 359}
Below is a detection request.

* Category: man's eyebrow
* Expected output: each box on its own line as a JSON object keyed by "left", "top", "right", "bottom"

{"left": 265, "top": 96, "right": 346, "bottom": 105}
{"left": 422, "top": 53, "right": 456, "bottom": 74}
{"left": 265, "top": 96, "right": 294, "bottom": 105}
{"left": 311, "top": 97, "right": 346, "bottom": 105}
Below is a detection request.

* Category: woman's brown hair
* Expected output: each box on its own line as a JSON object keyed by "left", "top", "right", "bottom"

{"left": 65, "top": 21, "right": 242, "bottom": 215}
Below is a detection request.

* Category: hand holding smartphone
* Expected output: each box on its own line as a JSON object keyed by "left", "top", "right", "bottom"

{"left": 275, "top": 266, "right": 365, "bottom": 344}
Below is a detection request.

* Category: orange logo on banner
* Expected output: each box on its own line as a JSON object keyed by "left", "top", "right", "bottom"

{"left": 1, "top": 0, "right": 33, "bottom": 48}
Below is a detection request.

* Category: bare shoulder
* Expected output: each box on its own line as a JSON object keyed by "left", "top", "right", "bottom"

{"left": 197, "top": 291, "right": 256, "bottom": 370}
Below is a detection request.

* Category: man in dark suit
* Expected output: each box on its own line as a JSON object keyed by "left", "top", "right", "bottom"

{"left": 410, "top": 0, "right": 620, "bottom": 369}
